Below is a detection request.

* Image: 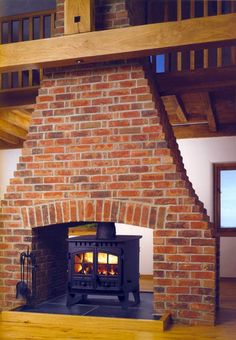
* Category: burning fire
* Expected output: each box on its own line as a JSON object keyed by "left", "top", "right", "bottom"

{"left": 98, "top": 253, "right": 118, "bottom": 265}
{"left": 74, "top": 252, "right": 118, "bottom": 275}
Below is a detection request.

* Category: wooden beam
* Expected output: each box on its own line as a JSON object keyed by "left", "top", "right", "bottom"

{"left": 0, "top": 13, "right": 235, "bottom": 72}
{"left": 0, "top": 119, "right": 28, "bottom": 139}
{"left": 0, "top": 130, "right": 21, "bottom": 145}
{"left": 174, "top": 123, "right": 236, "bottom": 139}
{"left": 162, "top": 95, "right": 188, "bottom": 124}
{"left": 64, "top": 0, "right": 94, "bottom": 34}
{"left": 200, "top": 93, "right": 217, "bottom": 132}
{"left": 0, "top": 87, "right": 38, "bottom": 108}
{"left": 156, "top": 66, "right": 236, "bottom": 95}
{"left": 0, "top": 109, "right": 31, "bottom": 131}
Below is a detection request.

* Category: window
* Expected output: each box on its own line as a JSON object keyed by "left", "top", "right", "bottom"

{"left": 214, "top": 163, "right": 236, "bottom": 235}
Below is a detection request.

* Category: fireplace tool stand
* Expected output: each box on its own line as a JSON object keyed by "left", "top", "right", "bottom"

{"left": 16, "top": 248, "right": 36, "bottom": 306}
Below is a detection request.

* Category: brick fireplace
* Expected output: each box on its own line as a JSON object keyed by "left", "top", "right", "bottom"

{"left": 0, "top": 0, "right": 218, "bottom": 325}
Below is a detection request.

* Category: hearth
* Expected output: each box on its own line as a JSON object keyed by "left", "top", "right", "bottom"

{"left": 67, "top": 222, "right": 142, "bottom": 308}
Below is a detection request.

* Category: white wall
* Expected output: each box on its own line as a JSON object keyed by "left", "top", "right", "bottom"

{"left": 116, "top": 223, "right": 153, "bottom": 275}
{"left": 178, "top": 136, "right": 236, "bottom": 277}
{"left": 0, "top": 149, "right": 21, "bottom": 200}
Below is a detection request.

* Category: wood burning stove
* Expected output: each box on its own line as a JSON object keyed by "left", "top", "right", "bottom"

{"left": 67, "top": 222, "right": 142, "bottom": 308}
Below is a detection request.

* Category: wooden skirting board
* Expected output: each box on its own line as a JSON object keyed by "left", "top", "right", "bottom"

{"left": 0, "top": 310, "right": 171, "bottom": 332}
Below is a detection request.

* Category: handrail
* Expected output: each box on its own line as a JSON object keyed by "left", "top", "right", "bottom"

{"left": 0, "top": 9, "right": 56, "bottom": 24}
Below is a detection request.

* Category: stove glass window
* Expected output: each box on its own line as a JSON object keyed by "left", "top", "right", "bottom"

{"left": 97, "top": 252, "right": 118, "bottom": 276}
{"left": 74, "top": 252, "right": 93, "bottom": 275}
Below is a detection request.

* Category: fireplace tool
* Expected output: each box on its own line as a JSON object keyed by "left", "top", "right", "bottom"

{"left": 16, "top": 249, "right": 36, "bottom": 305}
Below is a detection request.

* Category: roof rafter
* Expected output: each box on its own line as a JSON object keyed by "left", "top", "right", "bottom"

{"left": 201, "top": 93, "right": 217, "bottom": 132}
{"left": 0, "top": 119, "right": 28, "bottom": 140}
{"left": 0, "top": 109, "right": 31, "bottom": 131}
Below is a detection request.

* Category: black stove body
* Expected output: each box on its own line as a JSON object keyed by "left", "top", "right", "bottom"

{"left": 67, "top": 223, "right": 142, "bottom": 308}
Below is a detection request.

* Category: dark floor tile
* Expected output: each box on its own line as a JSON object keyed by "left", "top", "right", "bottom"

{"left": 17, "top": 292, "right": 154, "bottom": 320}
{"left": 20, "top": 303, "right": 94, "bottom": 316}
{"left": 86, "top": 305, "right": 153, "bottom": 320}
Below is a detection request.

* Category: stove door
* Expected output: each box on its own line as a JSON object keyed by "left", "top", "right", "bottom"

{"left": 95, "top": 247, "right": 122, "bottom": 291}
{"left": 69, "top": 249, "right": 96, "bottom": 290}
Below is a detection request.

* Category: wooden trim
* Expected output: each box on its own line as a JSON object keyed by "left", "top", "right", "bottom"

{"left": 214, "top": 162, "right": 236, "bottom": 235}
{"left": 0, "top": 13, "right": 235, "bottom": 72}
{"left": 1, "top": 311, "right": 171, "bottom": 332}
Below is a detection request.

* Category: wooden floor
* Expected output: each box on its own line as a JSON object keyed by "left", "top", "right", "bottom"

{"left": 0, "top": 278, "right": 236, "bottom": 340}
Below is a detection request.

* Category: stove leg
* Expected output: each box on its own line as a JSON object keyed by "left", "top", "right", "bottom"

{"left": 133, "top": 290, "right": 140, "bottom": 305}
{"left": 67, "top": 292, "right": 87, "bottom": 306}
{"left": 118, "top": 292, "right": 129, "bottom": 309}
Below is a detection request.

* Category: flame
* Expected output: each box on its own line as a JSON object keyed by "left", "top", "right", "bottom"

{"left": 74, "top": 252, "right": 118, "bottom": 276}
{"left": 98, "top": 253, "right": 118, "bottom": 264}
{"left": 98, "top": 264, "right": 118, "bottom": 276}
{"left": 84, "top": 252, "right": 93, "bottom": 263}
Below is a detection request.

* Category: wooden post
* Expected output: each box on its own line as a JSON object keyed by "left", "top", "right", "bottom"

{"left": 203, "top": 0, "right": 209, "bottom": 68}
{"left": 177, "top": 0, "right": 182, "bottom": 71}
{"left": 18, "top": 19, "right": 23, "bottom": 88}
{"left": 230, "top": 0, "right": 236, "bottom": 65}
{"left": 190, "top": 0, "right": 195, "bottom": 71}
{"left": 164, "top": 1, "right": 170, "bottom": 72}
{"left": 217, "top": 1, "right": 222, "bottom": 67}
{"left": 64, "top": 0, "right": 94, "bottom": 35}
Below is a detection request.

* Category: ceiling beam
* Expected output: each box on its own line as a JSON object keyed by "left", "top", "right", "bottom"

{"left": 174, "top": 123, "right": 236, "bottom": 139}
{"left": 0, "top": 119, "right": 28, "bottom": 139}
{"left": 157, "top": 66, "right": 236, "bottom": 95}
{"left": 0, "top": 130, "right": 21, "bottom": 145}
{"left": 0, "top": 87, "right": 38, "bottom": 108}
{"left": 200, "top": 93, "right": 217, "bottom": 132}
{"left": 0, "top": 13, "right": 235, "bottom": 72}
{"left": 0, "top": 109, "right": 31, "bottom": 131}
{"left": 162, "top": 94, "right": 188, "bottom": 124}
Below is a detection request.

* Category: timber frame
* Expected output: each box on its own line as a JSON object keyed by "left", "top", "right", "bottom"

{"left": 0, "top": 13, "right": 235, "bottom": 72}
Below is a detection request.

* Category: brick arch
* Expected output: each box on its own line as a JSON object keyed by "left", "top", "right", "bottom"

{"left": 21, "top": 199, "right": 167, "bottom": 229}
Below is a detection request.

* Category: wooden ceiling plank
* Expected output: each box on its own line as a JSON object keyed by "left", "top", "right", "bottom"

{"left": 0, "top": 130, "right": 21, "bottom": 145}
{"left": 0, "top": 13, "right": 235, "bottom": 72}
{"left": 200, "top": 93, "right": 217, "bottom": 132}
{"left": 0, "top": 119, "right": 28, "bottom": 139}
{"left": 11, "top": 109, "right": 33, "bottom": 119}
{"left": 156, "top": 66, "right": 236, "bottom": 95}
{"left": 0, "top": 110, "right": 31, "bottom": 131}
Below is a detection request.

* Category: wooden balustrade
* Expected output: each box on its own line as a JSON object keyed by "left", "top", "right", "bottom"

{"left": 149, "top": 0, "right": 236, "bottom": 73}
{"left": 0, "top": 9, "right": 56, "bottom": 91}
{"left": 0, "top": 1, "right": 235, "bottom": 85}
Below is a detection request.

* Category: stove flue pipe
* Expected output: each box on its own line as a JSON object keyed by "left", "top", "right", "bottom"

{"left": 96, "top": 222, "right": 116, "bottom": 240}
